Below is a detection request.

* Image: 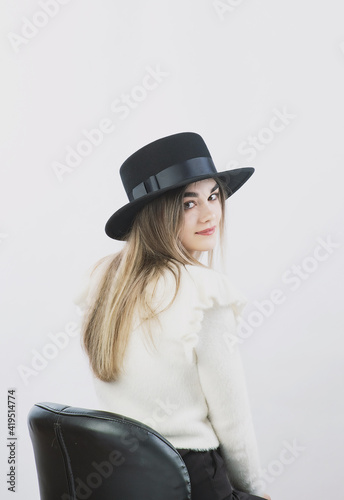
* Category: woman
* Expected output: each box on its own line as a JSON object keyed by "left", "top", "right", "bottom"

{"left": 79, "top": 132, "right": 271, "bottom": 500}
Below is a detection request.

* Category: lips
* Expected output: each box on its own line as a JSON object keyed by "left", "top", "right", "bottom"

{"left": 196, "top": 226, "right": 216, "bottom": 235}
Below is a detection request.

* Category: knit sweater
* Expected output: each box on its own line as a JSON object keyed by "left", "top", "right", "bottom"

{"left": 75, "top": 257, "right": 263, "bottom": 496}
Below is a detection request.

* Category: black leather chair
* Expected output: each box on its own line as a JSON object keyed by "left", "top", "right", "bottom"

{"left": 28, "top": 402, "right": 191, "bottom": 500}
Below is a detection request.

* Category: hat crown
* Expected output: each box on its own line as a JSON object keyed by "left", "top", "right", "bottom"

{"left": 120, "top": 132, "right": 211, "bottom": 197}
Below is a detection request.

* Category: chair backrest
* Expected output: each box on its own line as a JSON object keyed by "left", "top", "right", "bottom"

{"left": 28, "top": 402, "right": 191, "bottom": 500}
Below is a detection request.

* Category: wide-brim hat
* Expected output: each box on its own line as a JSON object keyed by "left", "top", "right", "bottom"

{"left": 105, "top": 132, "right": 254, "bottom": 240}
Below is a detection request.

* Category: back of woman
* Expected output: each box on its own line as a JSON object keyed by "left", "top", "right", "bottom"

{"left": 78, "top": 132, "right": 271, "bottom": 500}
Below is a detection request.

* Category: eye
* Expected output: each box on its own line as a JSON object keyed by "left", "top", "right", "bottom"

{"left": 209, "top": 191, "right": 219, "bottom": 201}
{"left": 183, "top": 200, "right": 195, "bottom": 210}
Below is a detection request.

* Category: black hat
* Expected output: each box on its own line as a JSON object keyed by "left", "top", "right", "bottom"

{"left": 105, "top": 132, "right": 254, "bottom": 240}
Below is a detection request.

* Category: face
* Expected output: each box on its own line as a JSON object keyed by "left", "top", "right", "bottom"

{"left": 179, "top": 178, "right": 222, "bottom": 256}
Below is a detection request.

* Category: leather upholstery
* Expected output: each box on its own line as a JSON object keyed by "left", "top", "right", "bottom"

{"left": 28, "top": 402, "right": 191, "bottom": 499}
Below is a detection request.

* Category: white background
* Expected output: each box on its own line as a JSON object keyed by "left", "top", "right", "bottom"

{"left": 1, "top": 1, "right": 344, "bottom": 499}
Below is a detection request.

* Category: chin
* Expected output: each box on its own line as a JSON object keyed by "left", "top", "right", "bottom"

{"left": 185, "top": 239, "right": 217, "bottom": 255}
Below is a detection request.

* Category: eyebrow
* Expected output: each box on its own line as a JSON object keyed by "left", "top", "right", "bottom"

{"left": 184, "top": 183, "right": 219, "bottom": 198}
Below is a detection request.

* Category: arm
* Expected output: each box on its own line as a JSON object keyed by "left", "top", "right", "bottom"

{"left": 195, "top": 305, "right": 263, "bottom": 496}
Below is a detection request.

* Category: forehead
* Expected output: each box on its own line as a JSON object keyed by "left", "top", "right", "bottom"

{"left": 185, "top": 178, "right": 217, "bottom": 191}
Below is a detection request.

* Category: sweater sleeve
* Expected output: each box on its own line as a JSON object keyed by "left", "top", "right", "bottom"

{"left": 194, "top": 298, "right": 263, "bottom": 495}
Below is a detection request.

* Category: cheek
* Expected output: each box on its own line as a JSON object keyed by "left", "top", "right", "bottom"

{"left": 180, "top": 214, "right": 189, "bottom": 234}
{"left": 182, "top": 211, "right": 194, "bottom": 227}
{"left": 180, "top": 212, "right": 194, "bottom": 240}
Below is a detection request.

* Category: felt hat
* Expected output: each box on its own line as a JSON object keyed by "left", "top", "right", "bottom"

{"left": 105, "top": 132, "right": 254, "bottom": 240}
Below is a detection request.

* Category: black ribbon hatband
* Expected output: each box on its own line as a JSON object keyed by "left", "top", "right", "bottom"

{"left": 129, "top": 156, "right": 217, "bottom": 201}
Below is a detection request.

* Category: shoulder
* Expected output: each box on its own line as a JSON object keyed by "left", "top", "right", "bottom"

{"left": 183, "top": 264, "right": 247, "bottom": 317}
{"left": 151, "top": 264, "right": 247, "bottom": 361}
{"left": 154, "top": 264, "right": 247, "bottom": 319}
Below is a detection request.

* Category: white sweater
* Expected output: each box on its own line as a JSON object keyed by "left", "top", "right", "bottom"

{"left": 76, "top": 258, "right": 263, "bottom": 496}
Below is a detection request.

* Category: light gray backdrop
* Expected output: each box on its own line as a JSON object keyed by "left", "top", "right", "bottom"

{"left": 1, "top": 1, "right": 344, "bottom": 499}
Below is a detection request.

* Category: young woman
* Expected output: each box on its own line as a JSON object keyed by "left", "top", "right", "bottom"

{"left": 79, "top": 132, "right": 271, "bottom": 500}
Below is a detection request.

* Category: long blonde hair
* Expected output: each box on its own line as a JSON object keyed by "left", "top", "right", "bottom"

{"left": 82, "top": 177, "right": 227, "bottom": 381}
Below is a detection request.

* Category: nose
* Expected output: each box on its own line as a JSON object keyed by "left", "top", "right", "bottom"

{"left": 199, "top": 202, "right": 216, "bottom": 223}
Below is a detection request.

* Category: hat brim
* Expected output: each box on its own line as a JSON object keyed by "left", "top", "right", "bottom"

{"left": 105, "top": 167, "right": 254, "bottom": 240}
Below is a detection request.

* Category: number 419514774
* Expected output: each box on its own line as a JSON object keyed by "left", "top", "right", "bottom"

{"left": 8, "top": 389, "right": 16, "bottom": 436}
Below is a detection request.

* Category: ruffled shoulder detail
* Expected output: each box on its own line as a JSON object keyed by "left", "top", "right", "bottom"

{"left": 151, "top": 265, "right": 247, "bottom": 363}
{"left": 184, "top": 264, "right": 247, "bottom": 318}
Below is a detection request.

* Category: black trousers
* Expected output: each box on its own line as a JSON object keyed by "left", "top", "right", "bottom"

{"left": 176, "top": 447, "right": 265, "bottom": 500}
